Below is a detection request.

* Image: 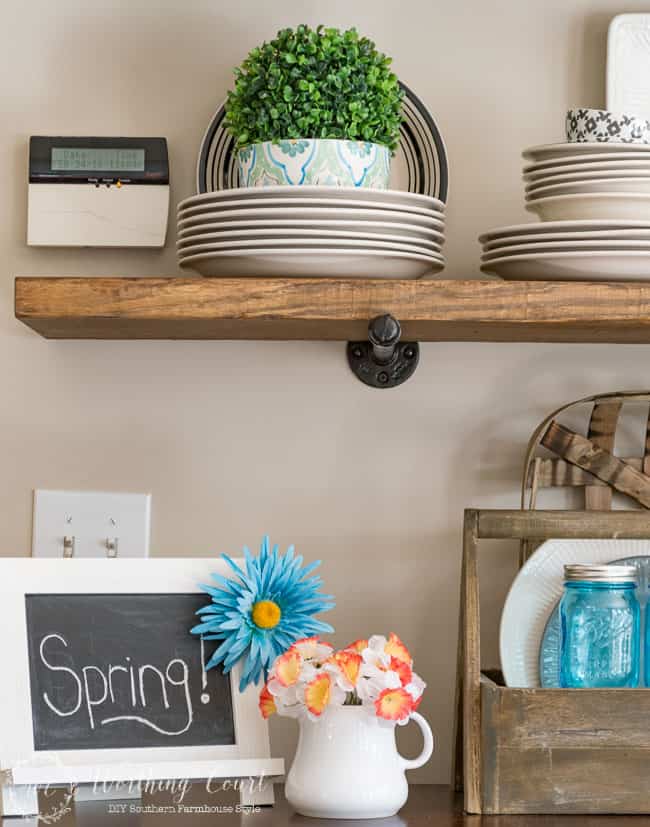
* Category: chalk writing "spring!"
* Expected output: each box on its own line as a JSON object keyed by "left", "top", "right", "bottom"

{"left": 39, "top": 634, "right": 201, "bottom": 736}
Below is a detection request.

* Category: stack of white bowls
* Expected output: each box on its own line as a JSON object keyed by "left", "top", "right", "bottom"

{"left": 481, "top": 108, "right": 650, "bottom": 281}
{"left": 177, "top": 186, "right": 446, "bottom": 279}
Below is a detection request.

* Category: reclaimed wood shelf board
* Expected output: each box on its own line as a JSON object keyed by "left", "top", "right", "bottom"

{"left": 15, "top": 276, "right": 650, "bottom": 341}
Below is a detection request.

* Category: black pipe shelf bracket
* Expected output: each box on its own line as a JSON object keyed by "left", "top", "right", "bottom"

{"left": 347, "top": 314, "right": 419, "bottom": 388}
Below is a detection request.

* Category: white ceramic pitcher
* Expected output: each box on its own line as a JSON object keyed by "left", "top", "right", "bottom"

{"left": 284, "top": 705, "right": 434, "bottom": 819}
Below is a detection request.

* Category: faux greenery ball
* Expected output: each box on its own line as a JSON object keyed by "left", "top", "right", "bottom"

{"left": 225, "top": 25, "right": 404, "bottom": 153}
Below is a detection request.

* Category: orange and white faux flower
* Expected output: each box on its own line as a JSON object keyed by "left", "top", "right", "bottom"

{"left": 299, "top": 669, "right": 347, "bottom": 721}
{"left": 375, "top": 686, "right": 414, "bottom": 725}
{"left": 269, "top": 648, "right": 302, "bottom": 689}
{"left": 259, "top": 682, "right": 277, "bottom": 719}
{"left": 405, "top": 672, "right": 425, "bottom": 709}
{"left": 385, "top": 633, "right": 412, "bottom": 665}
{"left": 345, "top": 638, "right": 368, "bottom": 654}
{"left": 292, "top": 637, "right": 334, "bottom": 664}
{"left": 361, "top": 635, "right": 392, "bottom": 670}
{"left": 327, "top": 649, "right": 363, "bottom": 692}
{"left": 259, "top": 633, "right": 425, "bottom": 725}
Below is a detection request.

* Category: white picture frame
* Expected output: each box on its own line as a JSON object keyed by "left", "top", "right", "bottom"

{"left": 0, "top": 558, "right": 284, "bottom": 816}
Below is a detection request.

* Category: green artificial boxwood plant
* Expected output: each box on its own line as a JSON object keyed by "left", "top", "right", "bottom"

{"left": 225, "top": 25, "right": 404, "bottom": 153}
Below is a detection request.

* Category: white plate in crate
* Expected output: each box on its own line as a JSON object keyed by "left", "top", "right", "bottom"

{"left": 499, "top": 539, "right": 650, "bottom": 687}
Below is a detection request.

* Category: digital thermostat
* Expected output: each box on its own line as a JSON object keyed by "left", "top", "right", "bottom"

{"left": 27, "top": 136, "right": 169, "bottom": 247}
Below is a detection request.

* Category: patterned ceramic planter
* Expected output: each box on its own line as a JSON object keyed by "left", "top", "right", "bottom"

{"left": 236, "top": 139, "right": 391, "bottom": 189}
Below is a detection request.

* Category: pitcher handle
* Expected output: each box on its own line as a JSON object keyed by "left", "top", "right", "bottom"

{"left": 398, "top": 712, "right": 435, "bottom": 771}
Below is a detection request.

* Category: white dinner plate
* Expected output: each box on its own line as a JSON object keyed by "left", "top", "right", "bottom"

{"left": 482, "top": 228, "right": 650, "bottom": 250}
{"left": 481, "top": 239, "right": 650, "bottom": 260}
{"left": 179, "top": 248, "right": 445, "bottom": 279}
{"left": 525, "top": 170, "right": 650, "bottom": 192}
{"left": 178, "top": 195, "right": 443, "bottom": 220}
{"left": 481, "top": 250, "right": 650, "bottom": 280}
{"left": 177, "top": 206, "right": 444, "bottom": 231}
{"left": 500, "top": 539, "right": 650, "bottom": 687}
{"left": 177, "top": 218, "right": 444, "bottom": 243}
{"left": 479, "top": 219, "right": 650, "bottom": 242}
{"left": 178, "top": 185, "right": 444, "bottom": 213}
{"left": 524, "top": 160, "right": 650, "bottom": 182}
{"left": 526, "top": 193, "right": 650, "bottom": 222}
{"left": 177, "top": 230, "right": 441, "bottom": 253}
{"left": 523, "top": 142, "right": 650, "bottom": 163}
{"left": 526, "top": 178, "right": 650, "bottom": 200}
{"left": 177, "top": 237, "right": 440, "bottom": 258}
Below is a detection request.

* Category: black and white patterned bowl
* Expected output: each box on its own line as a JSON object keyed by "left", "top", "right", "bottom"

{"left": 566, "top": 108, "right": 650, "bottom": 145}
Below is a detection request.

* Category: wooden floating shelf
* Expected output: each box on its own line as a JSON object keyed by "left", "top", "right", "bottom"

{"left": 14, "top": 276, "right": 650, "bottom": 342}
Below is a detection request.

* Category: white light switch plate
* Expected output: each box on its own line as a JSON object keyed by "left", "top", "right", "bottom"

{"left": 32, "top": 490, "right": 151, "bottom": 558}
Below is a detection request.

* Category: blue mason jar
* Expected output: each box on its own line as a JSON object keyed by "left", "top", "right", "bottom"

{"left": 560, "top": 564, "right": 640, "bottom": 688}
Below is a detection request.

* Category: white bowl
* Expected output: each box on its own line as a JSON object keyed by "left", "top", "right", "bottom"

{"left": 526, "top": 177, "right": 650, "bottom": 199}
{"left": 526, "top": 193, "right": 650, "bottom": 221}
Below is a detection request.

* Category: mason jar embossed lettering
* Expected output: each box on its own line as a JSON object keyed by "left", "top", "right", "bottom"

{"left": 559, "top": 564, "right": 640, "bottom": 688}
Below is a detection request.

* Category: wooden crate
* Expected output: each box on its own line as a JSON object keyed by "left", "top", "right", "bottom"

{"left": 454, "top": 509, "right": 650, "bottom": 815}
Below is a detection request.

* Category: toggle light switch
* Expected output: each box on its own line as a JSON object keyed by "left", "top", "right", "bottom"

{"left": 32, "top": 490, "right": 151, "bottom": 558}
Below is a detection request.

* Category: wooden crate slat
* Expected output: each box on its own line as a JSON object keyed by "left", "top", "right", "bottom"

{"left": 484, "top": 745, "right": 650, "bottom": 814}
{"left": 477, "top": 509, "right": 650, "bottom": 539}
{"left": 484, "top": 683, "right": 650, "bottom": 748}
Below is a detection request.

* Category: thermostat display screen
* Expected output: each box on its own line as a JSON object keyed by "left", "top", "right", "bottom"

{"left": 51, "top": 147, "right": 145, "bottom": 172}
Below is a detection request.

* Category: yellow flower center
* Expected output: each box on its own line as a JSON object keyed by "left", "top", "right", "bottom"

{"left": 251, "top": 600, "right": 282, "bottom": 629}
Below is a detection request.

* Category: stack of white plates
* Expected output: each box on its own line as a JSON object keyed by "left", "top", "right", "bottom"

{"left": 523, "top": 142, "right": 650, "bottom": 222}
{"left": 480, "top": 220, "right": 650, "bottom": 281}
{"left": 480, "top": 141, "right": 650, "bottom": 281}
{"left": 177, "top": 186, "right": 446, "bottom": 279}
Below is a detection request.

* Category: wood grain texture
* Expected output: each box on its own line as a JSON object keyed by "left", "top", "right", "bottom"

{"left": 526, "top": 456, "right": 644, "bottom": 488}
{"left": 542, "top": 420, "right": 650, "bottom": 508}
{"left": 14, "top": 277, "right": 650, "bottom": 341}
{"left": 461, "top": 510, "right": 481, "bottom": 814}
{"left": 478, "top": 509, "right": 650, "bottom": 539}
{"left": 486, "top": 745, "right": 650, "bottom": 814}
{"left": 585, "top": 401, "right": 622, "bottom": 510}
{"left": 484, "top": 683, "right": 650, "bottom": 749}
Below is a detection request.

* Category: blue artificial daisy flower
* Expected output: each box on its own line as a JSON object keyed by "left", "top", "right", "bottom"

{"left": 191, "top": 536, "right": 335, "bottom": 691}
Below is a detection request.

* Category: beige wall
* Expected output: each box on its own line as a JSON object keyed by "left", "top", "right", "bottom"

{"left": 2, "top": 0, "right": 650, "bottom": 783}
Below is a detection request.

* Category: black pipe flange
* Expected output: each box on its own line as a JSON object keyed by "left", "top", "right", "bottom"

{"left": 347, "top": 314, "right": 419, "bottom": 388}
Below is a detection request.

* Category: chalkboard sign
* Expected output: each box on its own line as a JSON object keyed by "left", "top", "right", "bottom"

{"left": 25, "top": 593, "right": 235, "bottom": 751}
